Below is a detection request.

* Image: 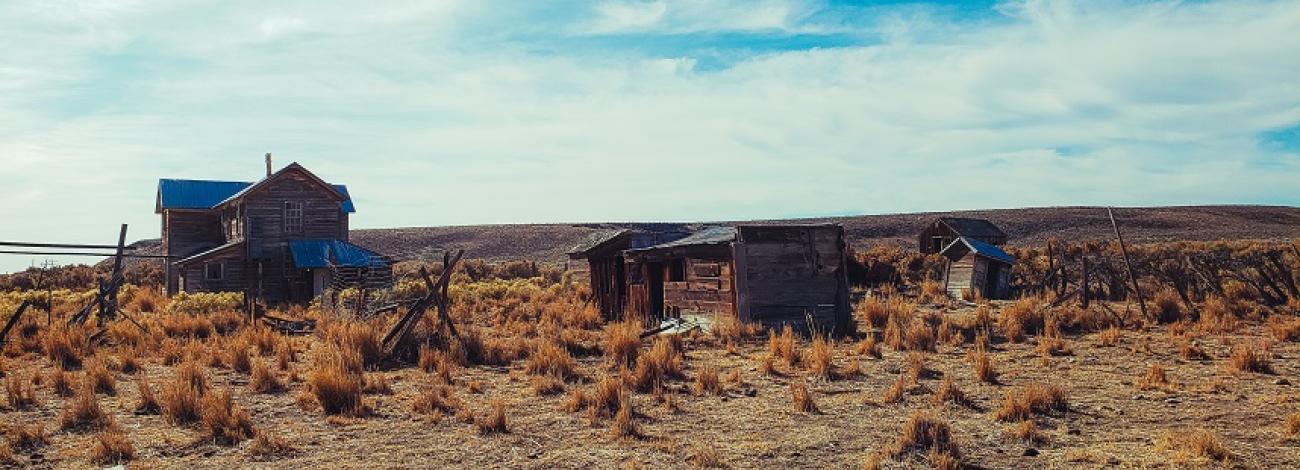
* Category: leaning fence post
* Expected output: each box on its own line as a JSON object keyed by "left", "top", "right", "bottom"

{"left": 1108, "top": 207, "right": 1147, "bottom": 320}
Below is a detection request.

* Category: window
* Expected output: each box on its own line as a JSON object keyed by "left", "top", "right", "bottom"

{"left": 668, "top": 259, "right": 686, "bottom": 282}
{"left": 204, "top": 261, "right": 224, "bottom": 281}
{"left": 284, "top": 201, "right": 303, "bottom": 233}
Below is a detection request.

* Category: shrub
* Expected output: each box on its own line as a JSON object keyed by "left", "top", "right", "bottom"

{"left": 887, "top": 412, "right": 961, "bottom": 469}
{"left": 790, "top": 380, "right": 818, "bottom": 413}
{"left": 60, "top": 383, "right": 112, "bottom": 431}
{"left": 807, "top": 335, "right": 835, "bottom": 379}
{"left": 1096, "top": 326, "right": 1121, "bottom": 347}
{"left": 164, "top": 292, "right": 243, "bottom": 316}
{"left": 162, "top": 361, "right": 207, "bottom": 425}
{"left": 602, "top": 321, "right": 642, "bottom": 368}
{"left": 902, "top": 320, "right": 937, "bottom": 352}
{"left": 1197, "top": 296, "right": 1240, "bottom": 333}
{"left": 1153, "top": 290, "right": 1185, "bottom": 324}
{"left": 475, "top": 399, "right": 509, "bottom": 435}
{"left": 201, "top": 388, "right": 256, "bottom": 445}
{"left": 694, "top": 366, "right": 722, "bottom": 396}
{"left": 90, "top": 428, "right": 135, "bottom": 465}
{"left": 1227, "top": 342, "right": 1272, "bottom": 374}
{"left": 5, "top": 424, "right": 46, "bottom": 451}
{"left": 250, "top": 361, "right": 283, "bottom": 394}
{"left": 1012, "top": 420, "right": 1045, "bottom": 445}
{"left": 525, "top": 339, "right": 578, "bottom": 380}
{"left": 1156, "top": 428, "right": 1229, "bottom": 462}
{"left": 999, "top": 297, "right": 1042, "bottom": 342}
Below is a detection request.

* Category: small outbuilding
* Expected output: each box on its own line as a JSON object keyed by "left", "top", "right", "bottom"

{"left": 572, "top": 224, "right": 853, "bottom": 334}
{"left": 940, "top": 236, "right": 1015, "bottom": 300}
{"left": 918, "top": 217, "right": 1008, "bottom": 254}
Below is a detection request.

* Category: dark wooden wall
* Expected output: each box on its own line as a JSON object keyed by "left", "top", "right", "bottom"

{"left": 163, "top": 210, "right": 223, "bottom": 296}
{"left": 943, "top": 254, "right": 1012, "bottom": 300}
{"left": 662, "top": 258, "right": 734, "bottom": 319}
{"left": 239, "top": 170, "right": 347, "bottom": 301}
{"left": 178, "top": 248, "right": 246, "bottom": 294}
{"left": 733, "top": 225, "right": 851, "bottom": 334}
{"left": 587, "top": 256, "right": 626, "bottom": 321}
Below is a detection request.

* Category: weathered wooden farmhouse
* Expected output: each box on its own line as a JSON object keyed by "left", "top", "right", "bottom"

{"left": 155, "top": 157, "right": 389, "bottom": 302}
{"left": 940, "top": 236, "right": 1015, "bottom": 300}
{"left": 570, "top": 224, "right": 852, "bottom": 334}
{"left": 918, "top": 217, "right": 1008, "bottom": 254}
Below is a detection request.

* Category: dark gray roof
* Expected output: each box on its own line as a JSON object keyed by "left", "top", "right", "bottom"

{"left": 630, "top": 226, "right": 736, "bottom": 252}
{"left": 567, "top": 229, "right": 630, "bottom": 257}
{"left": 940, "top": 217, "right": 1007, "bottom": 239}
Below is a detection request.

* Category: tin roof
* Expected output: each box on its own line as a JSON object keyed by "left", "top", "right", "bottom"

{"left": 942, "top": 236, "right": 1015, "bottom": 265}
{"left": 628, "top": 226, "right": 736, "bottom": 252}
{"left": 156, "top": 168, "right": 355, "bottom": 214}
{"left": 939, "top": 217, "right": 1006, "bottom": 239}
{"left": 289, "top": 239, "right": 385, "bottom": 269}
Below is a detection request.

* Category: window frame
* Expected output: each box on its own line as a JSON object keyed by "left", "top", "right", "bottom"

{"left": 204, "top": 261, "right": 224, "bottom": 281}
{"left": 284, "top": 201, "right": 304, "bottom": 234}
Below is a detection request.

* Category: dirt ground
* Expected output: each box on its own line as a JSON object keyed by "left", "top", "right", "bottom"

{"left": 3, "top": 301, "right": 1299, "bottom": 469}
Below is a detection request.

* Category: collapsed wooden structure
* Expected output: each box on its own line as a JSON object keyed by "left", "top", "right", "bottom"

{"left": 571, "top": 224, "right": 852, "bottom": 334}
{"left": 919, "top": 217, "right": 1008, "bottom": 254}
{"left": 940, "top": 237, "right": 1015, "bottom": 300}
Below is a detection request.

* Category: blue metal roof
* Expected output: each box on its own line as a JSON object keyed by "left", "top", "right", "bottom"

{"left": 944, "top": 236, "right": 1016, "bottom": 265}
{"left": 289, "top": 239, "right": 384, "bottom": 269}
{"left": 157, "top": 179, "right": 355, "bottom": 213}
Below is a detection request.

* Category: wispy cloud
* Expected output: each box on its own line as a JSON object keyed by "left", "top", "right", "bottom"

{"left": 0, "top": 0, "right": 1297, "bottom": 271}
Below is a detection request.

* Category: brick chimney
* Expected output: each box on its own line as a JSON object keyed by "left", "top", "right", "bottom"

{"left": 264, "top": 153, "right": 272, "bottom": 177}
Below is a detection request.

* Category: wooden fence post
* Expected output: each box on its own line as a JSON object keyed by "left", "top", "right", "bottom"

{"left": 1108, "top": 207, "right": 1148, "bottom": 320}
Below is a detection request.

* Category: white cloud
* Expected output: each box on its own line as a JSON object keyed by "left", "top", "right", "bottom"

{"left": 0, "top": 0, "right": 1297, "bottom": 272}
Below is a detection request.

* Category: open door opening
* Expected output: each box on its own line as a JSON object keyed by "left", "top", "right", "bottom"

{"left": 647, "top": 261, "right": 665, "bottom": 322}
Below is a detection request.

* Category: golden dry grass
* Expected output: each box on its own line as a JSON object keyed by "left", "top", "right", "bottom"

{"left": 1157, "top": 428, "right": 1230, "bottom": 462}
{"left": 90, "top": 428, "right": 135, "bottom": 465}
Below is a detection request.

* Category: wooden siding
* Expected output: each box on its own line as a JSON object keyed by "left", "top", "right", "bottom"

{"left": 944, "top": 254, "right": 1012, "bottom": 300}
{"left": 587, "top": 256, "right": 627, "bottom": 321}
{"left": 179, "top": 248, "right": 247, "bottom": 294}
{"left": 945, "top": 253, "right": 977, "bottom": 298}
{"left": 163, "top": 210, "right": 223, "bottom": 296}
{"left": 662, "top": 258, "right": 734, "bottom": 319}
{"left": 733, "top": 225, "right": 851, "bottom": 334}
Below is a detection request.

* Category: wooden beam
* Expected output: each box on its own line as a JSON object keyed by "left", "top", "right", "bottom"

{"left": 1108, "top": 207, "right": 1148, "bottom": 320}
{"left": 0, "top": 301, "right": 31, "bottom": 346}
{"left": 0, "top": 250, "right": 171, "bottom": 258}
{"left": 0, "top": 241, "right": 138, "bottom": 250}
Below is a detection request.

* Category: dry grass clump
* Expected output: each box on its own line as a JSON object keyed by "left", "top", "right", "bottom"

{"left": 249, "top": 430, "right": 297, "bottom": 458}
{"left": 768, "top": 326, "right": 800, "bottom": 366}
{"left": 5, "top": 372, "right": 38, "bottom": 410}
{"left": 49, "top": 366, "right": 75, "bottom": 397}
{"left": 1152, "top": 289, "right": 1186, "bottom": 324}
{"left": 790, "top": 380, "right": 819, "bottom": 413}
{"left": 1096, "top": 325, "right": 1121, "bottom": 347}
{"left": 1285, "top": 413, "right": 1300, "bottom": 436}
{"left": 116, "top": 349, "right": 141, "bottom": 374}
{"left": 1266, "top": 315, "right": 1300, "bottom": 342}
{"left": 4, "top": 424, "right": 47, "bottom": 452}
{"left": 525, "top": 339, "right": 579, "bottom": 380}
{"left": 887, "top": 412, "right": 962, "bottom": 470}
{"left": 932, "top": 373, "right": 970, "bottom": 407}
{"left": 856, "top": 296, "right": 890, "bottom": 329}
{"left": 475, "top": 399, "right": 509, "bottom": 435}
{"left": 1227, "top": 342, "right": 1273, "bottom": 374}
{"left": 530, "top": 374, "right": 565, "bottom": 396}
{"left": 308, "top": 348, "right": 365, "bottom": 416}
{"left": 162, "top": 361, "right": 207, "bottom": 424}
{"left": 418, "top": 344, "right": 457, "bottom": 383}
{"left": 412, "top": 384, "right": 461, "bottom": 418}
{"left": 806, "top": 334, "right": 835, "bottom": 380}
{"left": 628, "top": 336, "right": 684, "bottom": 392}
{"left": 85, "top": 359, "right": 117, "bottom": 395}
{"left": 998, "top": 297, "right": 1043, "bottom": 342}
{"left": 969, "top": 349, "right": 998, "bottom": 384}
{"left": 323, "top": 321, "right": 383, "bottom": 368}
{"left": 1012, "top": 420, "right": 1046, "bottom": 445}
{"left": 1137, "top": 364, "right": 1171, "bottom": 391}
{"left": 919, "top": 280, "right": 948, "bottom": 304}
{"left": 757, "top": 354, "right": 777, "bottom": 376}
{"left": 610, "top": 396, "right": 639, "bottom": 439}
{"left": 60, "top": 383, "right": 113, "bottom": 431}
{"left": 42, "top": 327, "right": 89, "bottom": 369}
{"left": 694, "top": 365, "right": 722, "bottom": 396}
{"left": 853, "top": 334, "right": 882, "bottom": 359}
{"left": 201, "top": 388, "right": 256, "bottom": 445}
{"left": 250, "top": 360, "right": 283, "bottom": 393}
{"left": 687, "top": 447, "right": 726, "bottom": 468}
{"left": 603, "top": 321, "right": 642, "bottom": 368}
{"left": 134, "top": 376, "right": 160, "bottom": 415}
{"left": 994, "top": 384, "right": 1068, "bottom": 422}
{"left": 90, "top": 428, "right": 135, "bottom": 465}
{"left": 362, "top": 374, "right": 392, "bottom": 395}
{"left": 1156, "top": 428, "right": 1230, "bottom": 462}
{"left": 1178, "top": 334, "right": 1209, "bottom": 361}
{"left": 586, "top": 374, "right": 626, "bottom": 419}
{"left": 1197, "top": 296, "right": 1240, "bottom": 333}
{"left": 227, "top": 343, "right": 253, "bottom": 374}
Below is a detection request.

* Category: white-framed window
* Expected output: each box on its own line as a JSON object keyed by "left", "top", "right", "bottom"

{"left": 284, "top": 201, "right": 303, "bottom": 233}
{"left": 204, "top": 261, "right": 224, "bottom": 281}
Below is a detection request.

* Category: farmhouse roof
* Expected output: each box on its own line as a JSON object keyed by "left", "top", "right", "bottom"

{"left": 941, "top": 236, "right": 1015, "bottom": 265}
{"left": 156, "top": 164, "right": 355, "bottom": 214}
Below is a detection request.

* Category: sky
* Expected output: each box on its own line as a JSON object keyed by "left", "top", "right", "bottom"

{"left": 1, "top": 0, "right": 1298, "bottom": 273}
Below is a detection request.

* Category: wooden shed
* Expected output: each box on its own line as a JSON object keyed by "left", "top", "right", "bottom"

{"left": 567, "top": 228, "right": 693, "bottom": 321}
{"left": 918, "top": 217, "right": 1008, "bottom": 254}
{"left": 941, "top": 236, "right": 1015, "bottom": 300}
{"left": 617, "top": 224, "right": 853, "bottom": 335}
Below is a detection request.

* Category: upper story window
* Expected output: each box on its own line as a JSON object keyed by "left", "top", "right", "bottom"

{"left": 284, "top": 201, "right": 303, "bottom": 233}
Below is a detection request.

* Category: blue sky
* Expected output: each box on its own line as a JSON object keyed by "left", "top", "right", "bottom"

{"left": 1, "top": 0, "right": 1298, "bottom": 272}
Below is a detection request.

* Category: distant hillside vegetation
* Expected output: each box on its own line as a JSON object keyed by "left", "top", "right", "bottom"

{"left": 114, "top": 205, "right": 1300, "bottom": 267}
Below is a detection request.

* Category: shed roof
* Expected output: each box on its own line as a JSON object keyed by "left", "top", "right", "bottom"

{"left": 289, "top": 239, "right": 385, "bottom": 269}
{"left": 156, "top": 164, "right": 355, "bottom": 214}
{"left": 941, "top": 236, "right": 1015, "bottom": 265}
{"left": 173, "top": 241, "right": 245, "bottom": 266}
{"left": 628, "top": 226, "right": 737, "bottom": 252}
{"left": 938, "top": 217, "right": 1006, "bottom": 239}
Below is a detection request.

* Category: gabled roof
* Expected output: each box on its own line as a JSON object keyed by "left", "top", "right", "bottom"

{"left": 568, "top": 229, "right": 631, "bottom": 259}
{"left": 938, "top": 217, "right": 1006, "bottom": 239}
{"left": 568, "top": 227, "right": 697, "bottom": 259}
{"left": 941, "top": 236, "right": 1015, "bottom": 265}
{"left": 289, "top": 239, "right": 385, "bottom": 269}
{"left": 156, "top": 163, "right": 355, "bottom": 213}
{"left": 215, "top": 162, "right": 348, "bottom": 210}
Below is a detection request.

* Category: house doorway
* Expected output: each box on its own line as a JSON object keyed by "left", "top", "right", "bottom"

{"left": 647, "top": 261, "right": 665, "bottom": 321}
